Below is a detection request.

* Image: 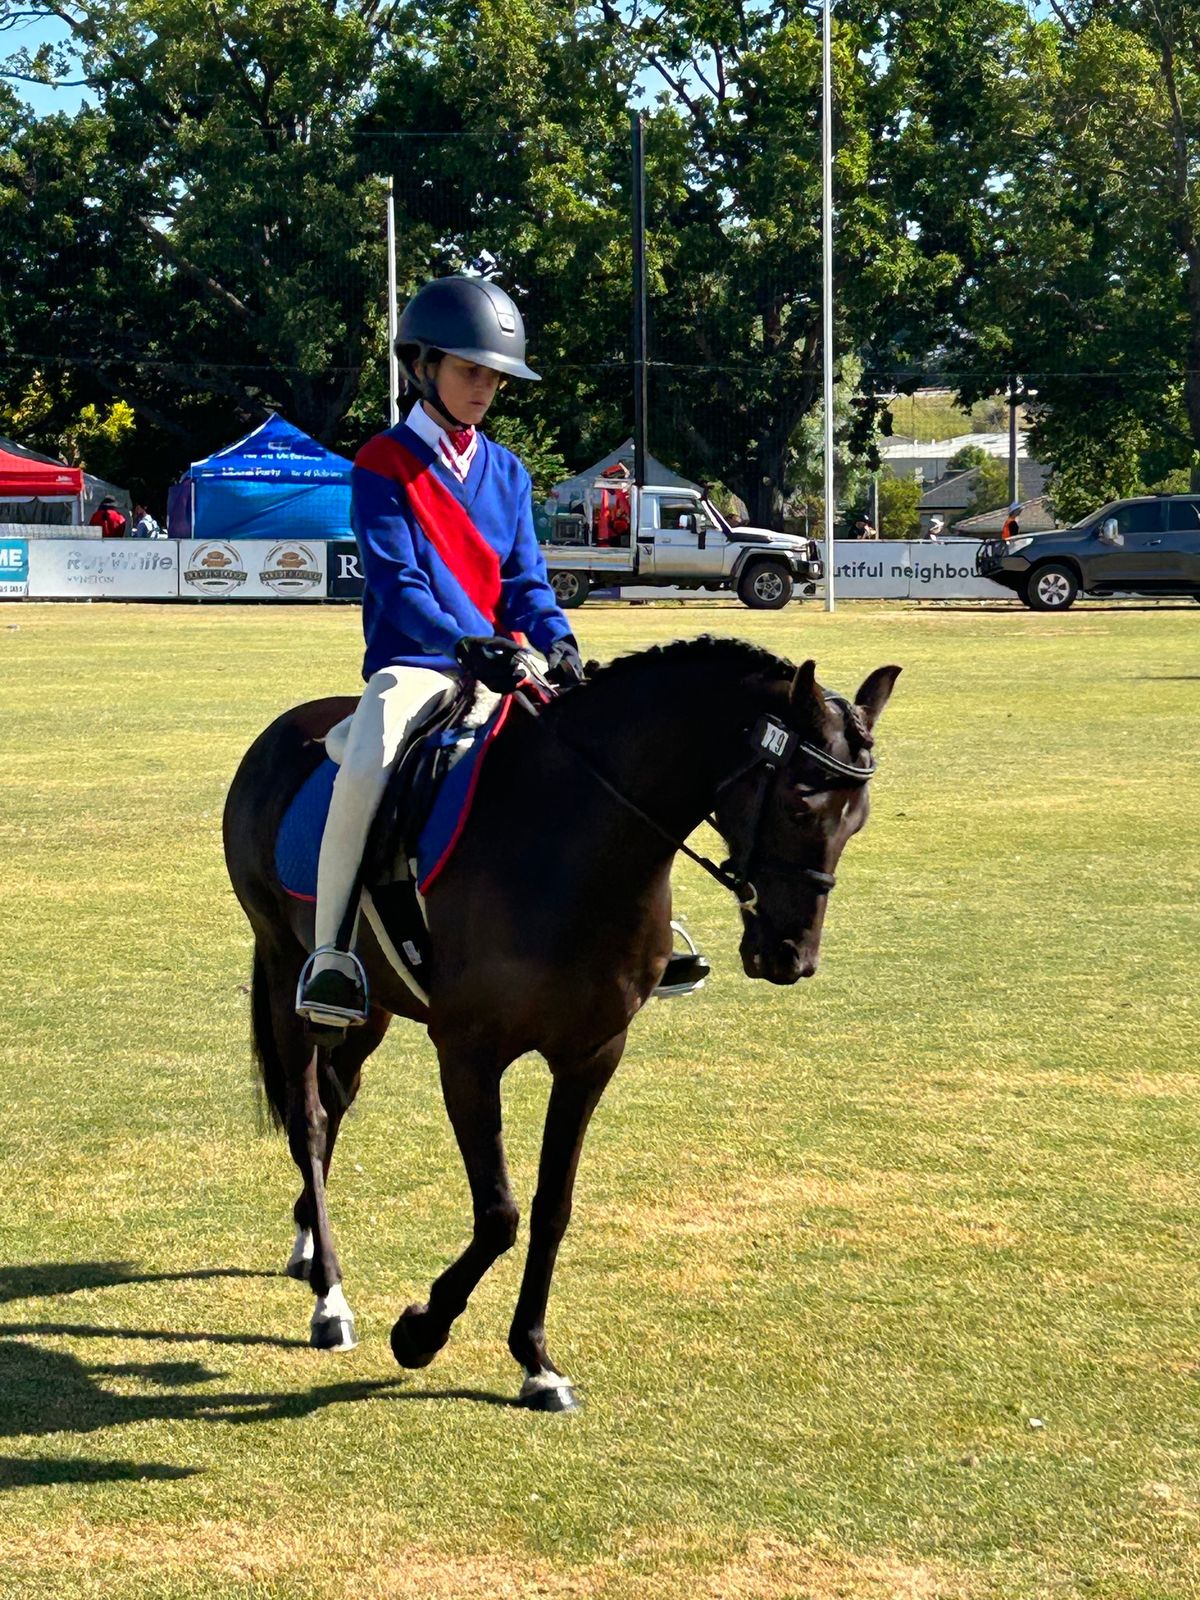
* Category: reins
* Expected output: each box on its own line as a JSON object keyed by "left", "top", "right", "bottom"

{"left": 511, "top": 677, "right": 876, "bottom": 916}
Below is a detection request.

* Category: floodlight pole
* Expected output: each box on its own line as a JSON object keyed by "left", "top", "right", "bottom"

{"left": 631, "top": 111, "right": 649, "bottom": 521}
{"left": 387, "top": 177, "right": 400, "bottom": 428}
{"left": 821, "top": 0, "right": 836, "bottom": 611}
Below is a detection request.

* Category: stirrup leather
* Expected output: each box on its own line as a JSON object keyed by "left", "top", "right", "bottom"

{"left": 295, "top": 946, "right": 370, "bottom": 1028}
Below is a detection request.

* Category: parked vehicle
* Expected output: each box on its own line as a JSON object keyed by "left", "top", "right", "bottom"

{"left": 544, "top": 465, "right": 823, "bottom": 609}
{"left": 976, "top": 495, "right": 1200, "bottom": 610}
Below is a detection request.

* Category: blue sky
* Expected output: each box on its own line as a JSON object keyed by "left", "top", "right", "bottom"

{"left": 5, "top": 2, "right": 1056, "bottom": 123}
{"left": 5, "top": 14, "right": 88, "bottom": 117}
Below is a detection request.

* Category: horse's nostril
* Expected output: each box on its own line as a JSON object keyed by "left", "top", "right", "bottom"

{"left": 783, "top": 941, "right": 818, "bottom": 978}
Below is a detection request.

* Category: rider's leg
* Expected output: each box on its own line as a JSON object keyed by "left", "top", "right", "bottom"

{"left": 297, "top": 664, "right": 455, "bottom": 1026}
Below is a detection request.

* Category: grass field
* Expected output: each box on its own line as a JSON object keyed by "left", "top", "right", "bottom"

{"left": 1, "top": 598, "right": 1198, "bottom": 1600}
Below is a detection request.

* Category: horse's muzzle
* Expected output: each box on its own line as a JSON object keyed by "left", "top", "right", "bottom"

{"left": 741, "top": 939, "right": 817, "bottom": 985}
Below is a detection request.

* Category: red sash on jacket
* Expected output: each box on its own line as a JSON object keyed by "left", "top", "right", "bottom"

{"left": 355, "top": 430, "right": 502, "bottom": 625}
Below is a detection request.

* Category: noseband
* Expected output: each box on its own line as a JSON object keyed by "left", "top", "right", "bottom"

{"left": 517, "top": 689, "right": 876, "bottom": 916}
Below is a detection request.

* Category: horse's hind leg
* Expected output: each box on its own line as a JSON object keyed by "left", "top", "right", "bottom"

{"left": 264, "top": 964, "right": 386, "bottom": 1350}
{"left": 507, "top": 1032, "right": 626, "bottom": 1412}
{"left": 390, "top": 1044, "right": 517, "bottom": 1370}
{"left": 286, "top": 1009, "right": 388, "bottom": 1286}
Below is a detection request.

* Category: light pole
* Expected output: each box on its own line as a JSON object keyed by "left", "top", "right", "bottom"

{"left": 386, "top": 177, "right": 399, "bottom": 427}
{"left": 821, "top": 0, "right": 835, "bottom": 611}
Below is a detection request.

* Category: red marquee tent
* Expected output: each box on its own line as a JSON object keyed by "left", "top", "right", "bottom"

{"left": 0, "top": 445, "right": 83, "bottom": 502}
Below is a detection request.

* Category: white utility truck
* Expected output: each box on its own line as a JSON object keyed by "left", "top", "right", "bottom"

{"left": 543, "top": 464, "right": 824, "bottom": 609}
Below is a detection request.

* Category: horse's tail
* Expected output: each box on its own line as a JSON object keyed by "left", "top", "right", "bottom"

{"left": 251, "top": 943, "right": 288, "bottom": 1132}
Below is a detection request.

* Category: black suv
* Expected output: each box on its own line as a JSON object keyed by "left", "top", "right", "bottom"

{"left": 976, "top": 495, "right": 1200, "bottom": 610}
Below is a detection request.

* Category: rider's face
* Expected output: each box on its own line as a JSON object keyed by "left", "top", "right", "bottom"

{"left": 421, "top": 353, "right": 502, "bottom": 427}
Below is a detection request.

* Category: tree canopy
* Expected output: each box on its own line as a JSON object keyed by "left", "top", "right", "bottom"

{"left": 2, "top": 0, "right": 1196, "bottom": 518}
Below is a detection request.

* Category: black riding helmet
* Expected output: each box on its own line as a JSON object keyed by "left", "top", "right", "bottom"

{"left": 396, "top": 276, "right": 539, "bottom": 429}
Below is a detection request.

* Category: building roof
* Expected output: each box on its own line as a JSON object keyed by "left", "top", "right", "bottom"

{"left": 918, "top": 459, "right": 1049, "bottom": 510}
{"left": 952, "top": 495, "right": 1058, "bottom": 535}
{"left": 881, "top": 430, "right": 1030, "bottom": 464}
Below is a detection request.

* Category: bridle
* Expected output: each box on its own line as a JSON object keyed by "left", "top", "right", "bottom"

{"left": 515, "top": 681, "right": 876, "bottom": 917}
{"left": 703, "top": 694, "right": 876, "bottom": 914}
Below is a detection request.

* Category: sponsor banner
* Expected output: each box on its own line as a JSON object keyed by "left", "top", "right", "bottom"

{"left": 178, "top": 539, "right": 327, "bottom": 599}
{"left": 0, "top": 538, "right": 28, "bottom": 598}
{"left": 831, "top": 541, "right": 1009, "bottom": 600}
{"left": 327, "top": 539, "right": 364, "bottom": 599}
{"left": 592, "top": 543, "right": 1009, "bottom": 602}
{"left": 29, "top": 539, "right": 179, "bottom": 598}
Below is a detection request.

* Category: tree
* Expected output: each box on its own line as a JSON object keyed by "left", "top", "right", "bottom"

{"left": 952, "top": 3, "right": 1200, "bottom": 500}
{"left": 876, "top": 473, "right": 922, "bottom": 539}
{"left": 965, "top": 457, "right": 1011, "bottom": 519}
{"left": 1, "top": 0, "right": 403, "bottom": 493}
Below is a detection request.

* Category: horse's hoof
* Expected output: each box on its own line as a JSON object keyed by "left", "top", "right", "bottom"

{"left": 310, "top": 1315, "right": 357, "bottom": 1352}
{"left": 517, "top": 1372, "right": 580, "bottom": 1413}
{"left": 390, "top": 1304, "right": 442, "bottom": 1369}
{"left": 285, "top": 1255, "right": 312, "bottom": 1282}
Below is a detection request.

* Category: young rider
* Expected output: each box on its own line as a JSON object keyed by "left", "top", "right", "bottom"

{"left": 296, "top": 275, "right": 583, "bottom": 1029}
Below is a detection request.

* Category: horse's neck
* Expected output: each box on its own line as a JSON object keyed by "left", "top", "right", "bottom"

{"left": 557, "top": 664, "right": 761, "bottom": 841}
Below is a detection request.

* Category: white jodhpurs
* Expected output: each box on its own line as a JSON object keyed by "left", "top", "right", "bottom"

{"left": 312, "top": 664, "right": 457, "bottom": 970}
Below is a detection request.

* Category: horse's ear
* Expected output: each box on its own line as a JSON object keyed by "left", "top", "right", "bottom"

{"left": 854, "top": 665, "right": 902, "bottom": 731}
{"left": 789, "top": 659, "right": 824, "bottom": 724}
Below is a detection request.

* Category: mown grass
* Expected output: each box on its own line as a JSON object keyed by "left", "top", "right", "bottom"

{"left": 1, "top": 597, "right": 1197, "bottom": 1600}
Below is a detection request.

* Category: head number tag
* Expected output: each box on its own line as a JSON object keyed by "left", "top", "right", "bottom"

{"left": 756, "top": 717, "right": 795, "bottom": 764}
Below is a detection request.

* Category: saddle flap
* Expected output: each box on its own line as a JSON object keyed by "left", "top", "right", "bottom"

{"left": 363, "top": 684, "right": 472, "bottom": 886}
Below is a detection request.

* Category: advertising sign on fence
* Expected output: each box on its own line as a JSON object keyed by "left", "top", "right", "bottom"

{"left": 832, "top": 541, "right": 1006, "bottom": 600}
{"left": 178, "top": 540, "right": 327, "bottom": 599}
{"left": 327, "top": 540, "right": 364, "bottom": 599}
{"left": 29, "top": 539, "right": 179, "bottom": 598}
{"left": 0, "top": 538, "right": 28, "bottom": 598}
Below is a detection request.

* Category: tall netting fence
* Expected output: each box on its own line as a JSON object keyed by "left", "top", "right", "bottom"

{"left": 3, "top": 115, "right": 1175, "bottom": 530}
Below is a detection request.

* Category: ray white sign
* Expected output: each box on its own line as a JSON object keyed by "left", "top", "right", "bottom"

{"left": 29, "top": 539, "right": 179, "bottom": 598}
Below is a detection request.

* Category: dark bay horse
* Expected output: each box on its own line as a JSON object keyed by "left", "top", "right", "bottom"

{"left": 223, "top": 637, "right": 900, "bottom": 1410}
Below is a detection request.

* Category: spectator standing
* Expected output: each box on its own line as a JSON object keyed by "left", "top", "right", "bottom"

{"left": 1001, "top": 502, "right": 1021, "bottom": 541}
{"left": 854, "top": 515, "right": 879, "bottom": 541}
{"left": 131, "top": 504, "right": 162, "bottom": 539}
{"left": 89, "top": 496, "right": 128, "bottom": 538}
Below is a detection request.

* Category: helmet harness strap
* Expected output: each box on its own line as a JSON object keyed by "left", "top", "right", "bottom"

{"left": 403, "top": 345, "right": 473, "bottom": 432}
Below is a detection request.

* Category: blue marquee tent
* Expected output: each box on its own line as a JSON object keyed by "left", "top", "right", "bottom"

{"left": 169, "top": 413, "right": 353, "bottom": 540}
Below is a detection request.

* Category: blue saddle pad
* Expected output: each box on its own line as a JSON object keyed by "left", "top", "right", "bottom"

{"left": 275, "top": 698, "right": 510, "bottom": 901}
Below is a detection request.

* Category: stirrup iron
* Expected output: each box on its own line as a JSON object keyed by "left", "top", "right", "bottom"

{"left": 295, "top": 946, "right": 370, "bottom": 1029}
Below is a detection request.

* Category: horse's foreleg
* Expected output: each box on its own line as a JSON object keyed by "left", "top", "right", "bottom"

{"left": 390, "top": 1049, "right": 516, "bottom": 1370}
{"left": 508, "top": 1032, "right": 626, "bottom": 1412}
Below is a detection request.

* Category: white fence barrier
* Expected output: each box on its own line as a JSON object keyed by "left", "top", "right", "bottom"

{"left": 5, "top": 535, "right": 1011, "bottom": 603}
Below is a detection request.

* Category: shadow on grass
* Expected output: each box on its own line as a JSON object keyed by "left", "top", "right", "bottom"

{"left": 0, "top": 1455, "right": 199, "bottom": 1489}
{"left": 0, "top": 1262, "right": 277, "bottom": 1305}
{"left": 0, "top": 1332, "right": 518, "bottom": 1458}
{"left": 0, "top": 1320, "right": 309, "bottom": 1350}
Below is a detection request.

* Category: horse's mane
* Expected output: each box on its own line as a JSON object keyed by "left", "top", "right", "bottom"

{"left": 546, "top": 634, "right": 874, "bottom": 751}
{"left": 570, "top": 634, "right": 795, "bottom": 699}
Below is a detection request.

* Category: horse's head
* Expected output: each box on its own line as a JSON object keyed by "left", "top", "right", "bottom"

{"left": 714, "top": 659, "right": 900, "bottom": 985}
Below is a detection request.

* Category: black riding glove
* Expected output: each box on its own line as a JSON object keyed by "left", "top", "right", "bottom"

{"left": 455, "top": 634, "right": 525, "bottom": 694}
{"left": 545, "top": 635, "right": 584, "bottom": 687}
